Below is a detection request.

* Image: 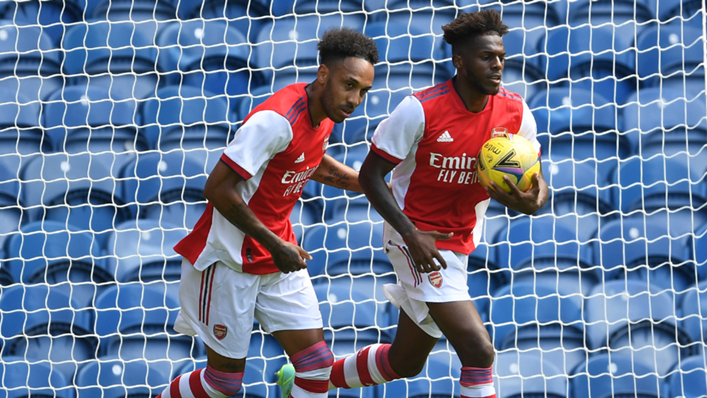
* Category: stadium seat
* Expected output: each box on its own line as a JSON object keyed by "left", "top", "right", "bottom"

{"left": 0, "top": 161, "right": 23, "bottom": 250}
{"left": 42, "top": 84, "right": 147, "bottom": 153}
{"left": 564, "top": 0, "right": 653, "bottom": 47}
{"left": 694, "top": 224, "right": 707, "bottom": 281}
{"left": 62, "top": 20, "right": 161, "bottom": 99}
{"left": 0, "top": 90, "right": 47, "bottom": 160}
{"left": 117, "top": 151, "right": 208, "bottom": 229}
{"left": 570, "top": 352, "right": 661, "bottom": 398}
{"left": 677, "top": 281, "right": 707, "bottom": 353}
{"left": 376, "top": 354, "right": 462, "bottom": 398}
{"left": 19, "top": 153, "right": 130, "bottom": 237}
{"left": 314, "top": 283, "right": 389, "bottom": 356}
{"left": 0, "top": 1, "right": 80, "bottom": 46}
{"left": 636, "top": 24, "right": 704, "bottom": 86}
{"left": 253, "top": 15, "right": 365, "bottom": 90}
{"left": 301, "top": 221, "right": 390, "bottom": 278}
{"left": 622, "top": 88, "right": 707, "bottom": 157}
{"left": 540, "top": 156, "right": 613, "bottom": 242}
{"left": 495, "top": 218, "right": 598, "bottom": 297}
{"left": 90, "top": 0, "right": 177, "bottom": 21}
{"left": 494, "top": 350, "right": 568, "bottom": 398}
{"left": 468, "top": 241, "right": 507, "bottom": 318}
{"left": 607, "top": 154, "right": 707, "bottom": 217}
{"left": 0, "top": 356, "right": 75, "bottom": 398}
{"left": 339, "top": 88, "right": 410, "bottom": 145}
{"left": 3, "top": 220, "right": 113, "bottom": 306}
{"left": 95, "top": 283, "right": 198, "bottom": 363}
{"left": 270, "top": 0, "right": 368, "bottom": 31}
{"left": 290, "top": 199, "right": 320, "bottom": 244}
{"left": 480, "top": 0, "right": 562, "bottom": 49}
{"left": 529, "top": 86, "right": 629, "bottom": 164}
{"left": 188, "top": 0, "right": 269, "bottom": 42}
{"left": 0, "top": 21, "right": 62, "bottom": 101}
{"left": 540, "top": 25, "right": 636, "bottom": 103}
{"left": 101, "top": 219, "right": 185, "bottom": 284}
{"left": 667, "top": 355, "right": 707, "bottom": 398}
{"left": 500, "top": 60, "right": 544, "bottom": 103}
{"left": 595, "top": 216, "right": 697, "bottom": 294}
{"left": 234, "top": 85, "right": 273, "bottom": 122}
{"left": 585, "top": 280, "right": 688, "bottom": 375}
{"left": 488, "top": 282, "right": 583, "bottom": 352}
{"left": 75, "top": 355, "right": 171, "bottom": 398}
{"left": 139, "top": 85, "right": 235, "bottom": 154}
{"left": 0, "top": 285, "right": 96, "bottom": 381}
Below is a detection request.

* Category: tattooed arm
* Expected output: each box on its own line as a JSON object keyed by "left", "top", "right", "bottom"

{"left": 203, "top": 161, "right": 311, "bottom": 273}
{"left": 310, "top": 154, "right": 362, "bottom": 193}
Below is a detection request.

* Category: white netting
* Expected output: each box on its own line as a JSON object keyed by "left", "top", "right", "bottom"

{"left": 0, "top": 0, "right": 705, "bottom": 397}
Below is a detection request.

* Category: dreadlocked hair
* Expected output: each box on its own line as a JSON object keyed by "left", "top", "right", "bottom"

{"left": 318, "top": 27, "right": 379, "bottom": 66}
{"left": 442, "top": 9, "right": 509, "bottom": 52}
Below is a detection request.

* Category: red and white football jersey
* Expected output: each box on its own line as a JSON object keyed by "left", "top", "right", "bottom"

{"left": 175, "top": 83, "right": 333, "bottom": 274}
{"left": 371, "top": 79, "right": 539, "bottom": 255}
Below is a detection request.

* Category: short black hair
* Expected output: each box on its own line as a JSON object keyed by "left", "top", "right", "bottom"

{"left": 318, "top": 27, "right": 379, "bottom": 66}
{"left": 442, "top": 10, "right": 509, "bottom": 54}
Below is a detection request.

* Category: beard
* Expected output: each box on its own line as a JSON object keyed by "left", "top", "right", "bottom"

{"left": 320, "top": 86, "right": 346, "bottom": 123}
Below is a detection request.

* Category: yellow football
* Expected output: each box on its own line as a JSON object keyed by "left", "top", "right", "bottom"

{"left": 477, "top": 133, "right": 540, "bottom": 193}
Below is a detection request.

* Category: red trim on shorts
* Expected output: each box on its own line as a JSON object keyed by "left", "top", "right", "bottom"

{"left": 189, "top": 369, "right": 208, "bottom": 396}
{"left": 294, "top": 378, "right": 329, "bottom": 393}
{"left": 397, "top": 245, "right": 421, "bottom": 287}
{"left": 198, "top": 270, "right": 206, "bottom": 322}
{"left": 356, "top": 346, "right": 375, "bottom": 386}
{"left": 330, "top": 359, "right": 350, "bottom": 389}
{"left": 205, "top": 264, "right": 217, "bottom": 325}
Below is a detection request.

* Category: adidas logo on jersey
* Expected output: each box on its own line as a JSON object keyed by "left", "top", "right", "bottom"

{"left": 437, "top": 131, "right": 454, "bottom": 142}
{"left": 294, "top": 153, "right": 305, "bottom": 163}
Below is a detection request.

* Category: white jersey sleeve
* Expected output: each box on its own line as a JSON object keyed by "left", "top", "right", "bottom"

{"left": 371, "top": 96, "right": 425, "bottom": 163}
{"left": 517, "top": 100, "right": 540, "bottom": 154}
{"left": 222, "top": 110, "right": 293, "bottom": 179}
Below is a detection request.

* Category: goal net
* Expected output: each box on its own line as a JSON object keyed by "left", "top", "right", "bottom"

{"left": 0, "top": 0, "right": 705, "bottom": 397}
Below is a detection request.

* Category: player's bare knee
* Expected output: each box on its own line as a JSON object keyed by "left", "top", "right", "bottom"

{"left": 390, "top": 356, "right": 427, "bottom": 378}
{"left": 456, "top": 336, "right": 495, "bottom": 368}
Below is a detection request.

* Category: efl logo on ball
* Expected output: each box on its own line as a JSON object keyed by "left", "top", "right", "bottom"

{"left": 428, "top": 272, "right": 443, "bottom": 288}
{"left": 213, "top": 324, "right": 228, "bottom": 340}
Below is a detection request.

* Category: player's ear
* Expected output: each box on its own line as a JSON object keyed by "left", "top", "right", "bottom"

{"left": 317, "top": 64, "right": 330, "bottom": 84}
{"left": 452, "top": 54, "right": 463, "bottom": 69}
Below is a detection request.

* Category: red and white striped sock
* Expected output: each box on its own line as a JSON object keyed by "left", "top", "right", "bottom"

{"left": 290, "top": 341, "right": 335, "bottom": 398}
{"left": 156, "top": 365, "right": 243, "bottom": 398}
{"left": 460, "top": 366, "right": 496, "bottom": 398}
{"left": 329, "top": 343, "right": 401, "bottom": 389}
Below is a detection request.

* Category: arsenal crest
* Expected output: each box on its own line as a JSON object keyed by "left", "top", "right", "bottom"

{"left": 428, "top": 272, "right": 443, "bottom": 288}
{"left": 213, "top": 324, "right": 228, "bottom": 340}
{"left": 491, "top": 127, "right": 508, "bottom": 137}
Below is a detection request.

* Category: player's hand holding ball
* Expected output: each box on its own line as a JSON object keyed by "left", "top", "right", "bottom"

{"left": 477, "top": 132, "right": 546, "bottom": 214}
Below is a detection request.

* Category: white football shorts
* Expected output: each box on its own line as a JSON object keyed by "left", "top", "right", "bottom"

{"left": 174, "top": 258, "right": 323, "bottom": 359}
{"left": 382, "top": 224, "right": 472, "bottom": 338}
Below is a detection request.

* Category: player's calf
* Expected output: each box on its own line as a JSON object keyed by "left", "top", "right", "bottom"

{"left": 287, "top": 340, "right": 335, "bottom": 398}
{"left": 156, "top": 365, "right": 243, "bottom": 398}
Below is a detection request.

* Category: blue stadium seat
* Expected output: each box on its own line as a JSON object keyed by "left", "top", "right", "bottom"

{"left": 188, "top": 0, "right": 269, "bottom": 42}
{"left": 117, "top": 151, "right": 208, "bottom": 229}
{"left": 622, "top": 88, "right": 707, "bottom": 157}
{"left": 244, "top": 332, "right": 288, "bottom": 386}
{"left": 0, "top": 21, "right": 62, "bottom": 101}
{"left": 571, "top": 352, "right": 661, "bottom": 398}
{"left": 95, "top": 283, "right": 198, "bottom": 364}
{"left": 0, "top": 161, "right": 23, "bottom": 250}
{"left": 540, "top": 156, "right": 613, "bottom": 241}
{"left": 494, "top": 350, "right": 568, "bottom": 398}
{"left": 585, "top": 280, "right": 687, "bottom": 375}
{"left": 564, "top": 0, "right": 654, "bottom": 48}
{"left": 339, "top": 89, "right": 410, "bottom": 145}
{"left": 139, "top": 85, "right": 235, "bottom": 153}
{"left": 468, "top": 240, "right": 507, "bottom": 319}
{"left": 488, "top": 282, "right": 583, "bottom": 352}
{"left": 694, "top": 224, "right": 707, "bottom": 283}
{"left": 62, "top": 20, "right": 161, "bottom": 99}
{"left": 301, "top": 222, "right": 390, "bottom": 278}
{"left": 595, "top": 216, "right": 697, "bottom": 294}
{"left": 90, "top": 0, "right": 177, "bottom": 21}
{"left": 667, "top": 355, "right": 707, "bottom": 398}
{"left": 290, "top": 200, "right": 320, "bottom": 244}
{"left": 3, "top": 221, "right": 113, "bottom": 306}
{"left": 500, "top": 60, "right": 544, "bottom": 104}
{"left": 377, "top": 354, "right": 461, "bottom": 398}
{"left": 481, "top": 0, "right": 562, "bottom": 50}
{"left": 0, "top": 285, "right": 95, "bottom": 381}
{"left": 608, "top": 154, "right": 707, "bottom": 216}
{"left": 529, "top": 86, "right": 629, "bottom": 163}
{"left": 0, "top": 90, "right": 46, "bottom": 158}
{"left": 42, "top": 84, "right": 147, "bottom": 153}
{"left": 314, "top": 284, "right": 389, "bottom": 356}
{"left": 0, "top": 1, "right": 80, "bottom": 46}
{"left": 234, "top": 86, "right": 273, "bottom": 122}
{"left": 636, "top": 24, "right": 704, "bottom": 90}
{"left": 19, "top": 153, "right": 130, "bottom": 237}
{"left": 0, "top": 356, "right": 75, "bottom": 398}
{"left": 101, "top": 219, "right": 185, "bottom": 283}
{"left": 495, "top": 218, "right": 598, "bottom": 297}
{"left": 540, "top": 25, "right": 636, "bottom": 103}
{"left": 76, "top": 355, "right": 171, "bottom": 398}
{"left": 270, "top": 0, "right": 367, "bottom": 31}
